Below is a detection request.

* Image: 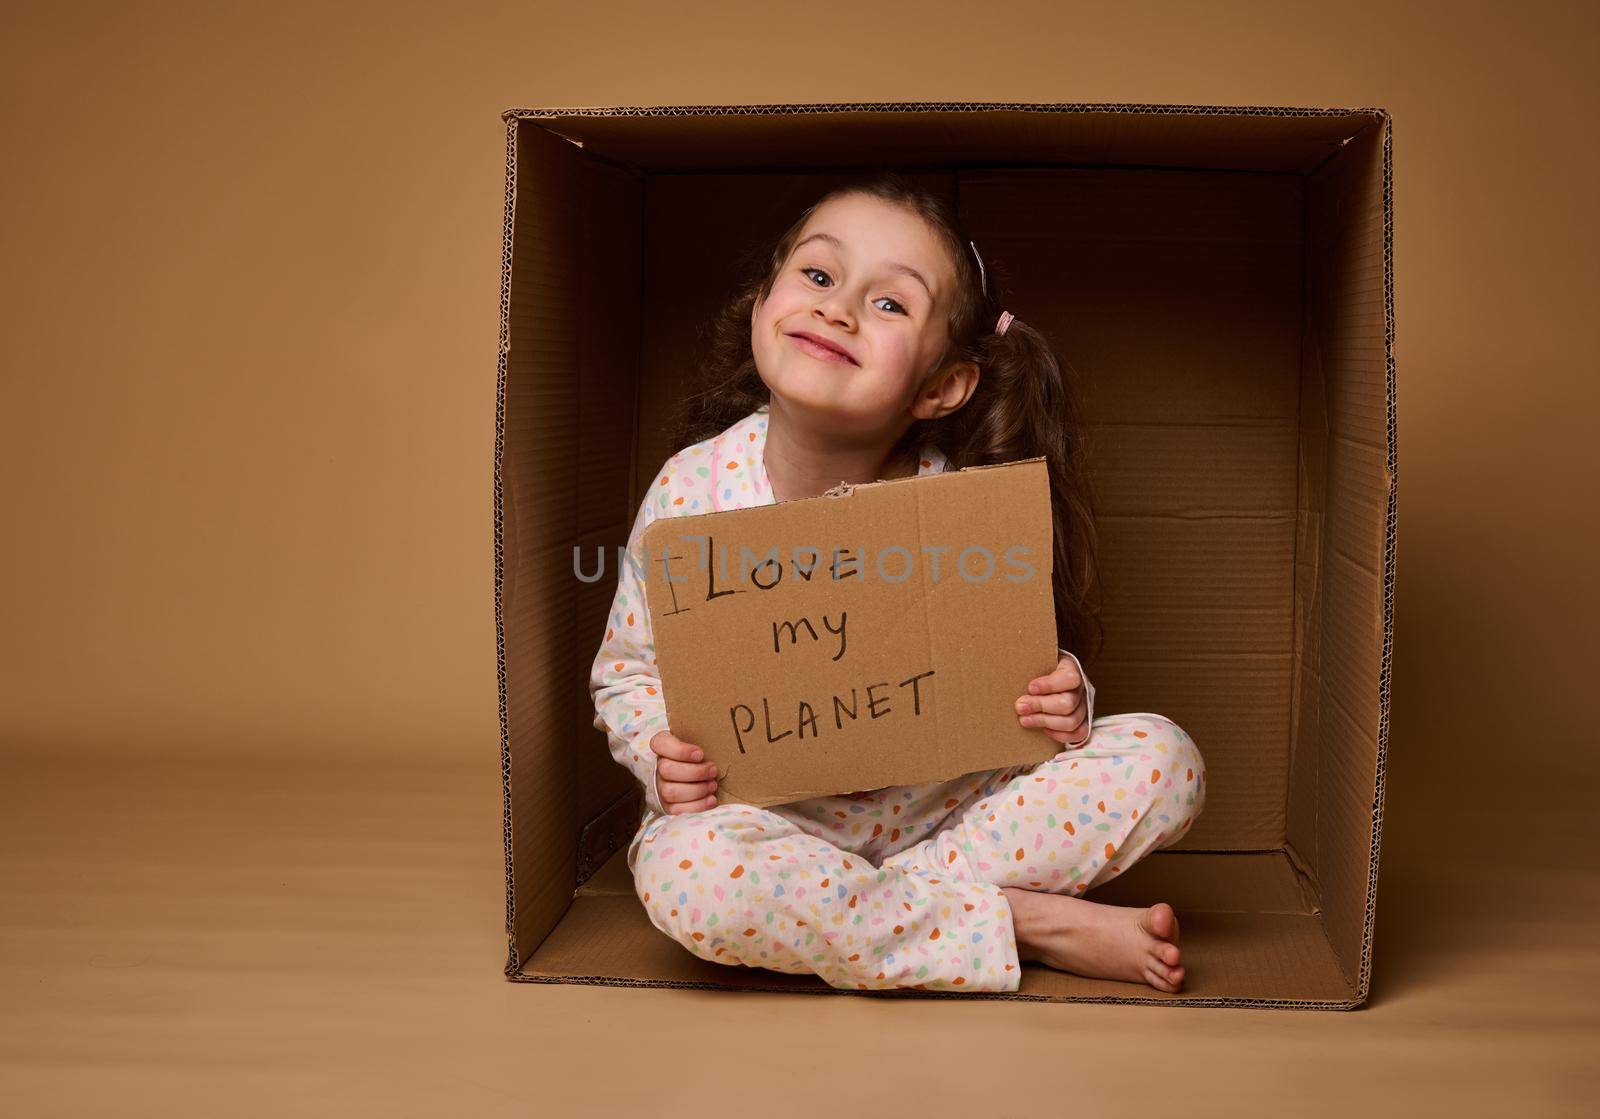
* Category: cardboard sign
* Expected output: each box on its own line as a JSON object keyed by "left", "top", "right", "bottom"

{"left": 641, "top": 456, "right": 1063, "bottom": 808}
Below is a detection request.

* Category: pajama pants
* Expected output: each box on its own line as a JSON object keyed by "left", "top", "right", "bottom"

{"left": 628, "top": 712, "right": 1207, "bottom": 993}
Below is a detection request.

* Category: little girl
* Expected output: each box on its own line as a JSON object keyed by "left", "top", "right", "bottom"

{"left": 590, "top": 172, "right": 1207, "bottom": 994}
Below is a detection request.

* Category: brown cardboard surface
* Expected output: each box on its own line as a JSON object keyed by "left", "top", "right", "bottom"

{"left": 494, "top": 101, "right": 1397, "bottom": 1008}
{"left": 1301, "top": 114, "right": 1394, "bottom": 998}
{"left": 642, "top": 459, "right": 1060, "bottom": 806}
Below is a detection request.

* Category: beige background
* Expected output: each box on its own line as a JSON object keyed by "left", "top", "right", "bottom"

{"left": 3, "top": 1, "right": 1596, "bottom": 1114}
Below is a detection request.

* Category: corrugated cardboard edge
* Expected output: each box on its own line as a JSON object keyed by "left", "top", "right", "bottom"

{"left": 499, "top": 100, "right": 1389, "bottom": 122}
{"left": 1355, "top": 107, "right": 1397, "bottom": 1006}
{"left": 817, "top": 455, "right": 1048, "bottom": 502}
{"left": 507, "top": 974, "right": 1363, "bottom": 1011}
{"left": 495, "top": 112, "right": 520, "bottom": 977}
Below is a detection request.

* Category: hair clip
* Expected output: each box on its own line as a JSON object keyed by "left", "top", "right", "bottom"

{"left": 969, "top": 240, "right": 988, "bottom": 294}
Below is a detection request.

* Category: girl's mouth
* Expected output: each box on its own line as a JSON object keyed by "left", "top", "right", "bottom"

{"left": 787, "top": 332, "right": 858, "bottom": 366}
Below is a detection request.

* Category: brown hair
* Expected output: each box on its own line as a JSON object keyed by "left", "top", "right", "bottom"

{"left": 667, "top": 171, "right": 1105, "bottom": 667}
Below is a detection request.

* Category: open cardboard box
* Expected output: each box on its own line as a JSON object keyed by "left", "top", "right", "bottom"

{"left": 494, "top": 102, "right": 1396, "bottom": 1008}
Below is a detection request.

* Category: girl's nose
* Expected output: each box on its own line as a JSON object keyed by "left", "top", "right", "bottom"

{"left": 815, "top": 295, "right": 853, "bottom": 327}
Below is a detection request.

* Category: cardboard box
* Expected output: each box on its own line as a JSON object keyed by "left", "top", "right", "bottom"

{"left": 643, "top": 458, "right": 1062, "bottom": 808}
{"left": 496, "top": 102, "right": 1396, "bottom": 1008}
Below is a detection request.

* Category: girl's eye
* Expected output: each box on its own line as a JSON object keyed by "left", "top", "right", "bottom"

{"left": 800, "top": 268, "right": 908, "bottom": 316}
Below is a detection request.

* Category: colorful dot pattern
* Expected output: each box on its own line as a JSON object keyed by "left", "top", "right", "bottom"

{"left": 632, "top": 715, "right": 1206, "bottom": 992}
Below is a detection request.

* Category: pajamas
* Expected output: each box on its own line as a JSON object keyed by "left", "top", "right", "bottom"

{"left": 590, "top": 403, "right": 1207, "bottom": 991}
{"left": 630, "top": 712, "right": 1205, "bottom": 992}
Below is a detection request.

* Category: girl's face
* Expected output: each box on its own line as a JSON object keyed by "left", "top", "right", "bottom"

{"left": 751, "top": 193, "right": 960, "bottom": 440}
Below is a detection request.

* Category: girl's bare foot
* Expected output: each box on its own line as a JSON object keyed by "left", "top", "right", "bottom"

{"left": 1001, "top": 886, "right": 1186, "bottom": 993}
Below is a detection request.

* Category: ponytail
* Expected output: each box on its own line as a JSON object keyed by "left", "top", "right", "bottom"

{"left": 922, "top": 313, "right": 1105, "bottom": 666}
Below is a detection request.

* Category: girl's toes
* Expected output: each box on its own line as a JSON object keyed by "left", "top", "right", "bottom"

{"left": 1156, "top": 941, "right": 1182, "bottom": 967}
{"left": 1145, "top": 964, "right": 1178, "bottom": 992}
{"left": 1146, "top": 951, "right": 1185, "bottom": 991}
{"left": 1141, "top": 902, "right": 1179, "bottom": 943}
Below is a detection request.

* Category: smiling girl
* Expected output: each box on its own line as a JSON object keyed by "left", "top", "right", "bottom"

{"left": 590, "top": 172, "right": 1207, "bottom": 994}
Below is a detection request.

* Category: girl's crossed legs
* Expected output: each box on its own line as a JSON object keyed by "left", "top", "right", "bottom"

{"left": 629, "top": 713, "right": 1206, "bottom": 993}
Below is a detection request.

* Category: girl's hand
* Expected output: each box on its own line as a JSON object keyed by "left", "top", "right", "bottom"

{"left": 650, "top": 730, "right": 719, "bottom": 814}
{"left": 1015, "top": 654, "right": 1090, "bottom": 747}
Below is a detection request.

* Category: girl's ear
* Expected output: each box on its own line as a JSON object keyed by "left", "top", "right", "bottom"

{"left": 912, "top": 359, "right": 980, "bottom": 421}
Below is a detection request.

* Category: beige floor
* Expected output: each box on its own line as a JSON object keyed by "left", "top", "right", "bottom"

{"left": 2, "top": 748, "right": 1594, "bottom": 1118}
